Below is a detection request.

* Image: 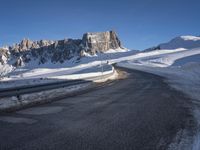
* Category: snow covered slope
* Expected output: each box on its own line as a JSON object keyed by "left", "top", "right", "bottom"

{"left": 131, "top": 48, "right": 200, "bottom": 67}
{"left": 146, "top": 35, "right": 200, "bottom": 51}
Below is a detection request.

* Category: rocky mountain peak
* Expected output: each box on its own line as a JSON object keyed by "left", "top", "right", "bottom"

{"left": 0, "top": 30, "right": 125, "bottom": 67}
{"left": 82, "top": 31, "right": 122, "bottom": 54}
{"left": 20, "top": 38, "right": 33, "bottom": 50}
{"left": 11, "top": 39, "right": 55, "bottom": 53}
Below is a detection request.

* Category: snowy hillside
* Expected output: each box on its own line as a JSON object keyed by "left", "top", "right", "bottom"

{"left": 130, "top": 48, "right": 200, "bottom": 67}
{"left": 146, "top": 35, "right": 200, "bottom": 50}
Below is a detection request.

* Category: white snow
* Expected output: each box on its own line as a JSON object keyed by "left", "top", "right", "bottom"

{"left": 180, "top": 36, "right": 200, "bottom": 41}
{"left": 104, "top": 48, "right": 129, "bottom": 53}
{"left": 128, "top": 48, "right": 200, "bottom": 67}
{"left": 159, "top": 35, "right": 200, "bottom": 50}
{"left": 1, "top": 55, "right": 7, "bottom": 63}
{"left": 0, "top": 64, "right": 13, "bottom": 77}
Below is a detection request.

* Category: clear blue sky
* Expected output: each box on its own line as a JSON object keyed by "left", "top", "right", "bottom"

{"left": 0, "top": 0, "right": 199, "bottom": 50}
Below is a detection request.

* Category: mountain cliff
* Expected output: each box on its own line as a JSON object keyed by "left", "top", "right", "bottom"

{"left": 82, "top": 31, "right": 122, "bottom": 54}
{"left": 0, "top": 31, "right": 124, "bottom": 67}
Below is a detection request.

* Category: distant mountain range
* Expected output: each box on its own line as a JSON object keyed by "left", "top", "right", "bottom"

{"left": 0, "top": 31, "right": 124, "bottom": 67}
{"left": 145, "top": 35, "right": 200, "bottom": 51}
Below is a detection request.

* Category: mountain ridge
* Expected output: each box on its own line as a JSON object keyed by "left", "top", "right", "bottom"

{"left": 0, "top": 31, "right": 124, "bottom": 67}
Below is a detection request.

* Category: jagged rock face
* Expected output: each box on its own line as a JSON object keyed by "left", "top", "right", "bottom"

{"left": 20, "top": 39, "right": 33, "bottom": 50}
{"left": 11, "top": 39, "right": 54, "bottom": 52}
{"left": 9, "top": 38, "right": 83, "bottom": 66}
{"left": 0, "top": 48, "right": 9, "bottom": 65}
{"left": 1, "top": 31, "right": 124, "bottom": 67}
{"left": 82, "top": 31, "right": 122, "bottom": 54}
{"left": 49, "top": 39, "right": 82, "bottom": 63}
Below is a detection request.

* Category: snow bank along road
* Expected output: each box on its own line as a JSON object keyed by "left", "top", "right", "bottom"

{"left": 0, "top": 79, "right": 91, "bottom": 98}
{"left": 0, "top": 69, "right": 114, "bottom": 98}
{"left": 0, "top": 67, "right": 116, "bottom": 112}
{"left": 0, "top": 67, "right": 195, "bottom": 150}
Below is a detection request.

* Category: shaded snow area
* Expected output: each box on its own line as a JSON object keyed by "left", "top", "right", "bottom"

{"left": 117, "top": 48, "right": 200, "bottom": 150}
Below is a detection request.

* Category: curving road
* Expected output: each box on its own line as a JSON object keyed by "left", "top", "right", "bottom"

{"left": 0, "top": 67, "right": 195, "bottom": 150}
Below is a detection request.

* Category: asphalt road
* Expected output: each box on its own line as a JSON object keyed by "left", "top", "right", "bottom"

{"left": 0, "top": 68, "right": 195, "bottom": 150}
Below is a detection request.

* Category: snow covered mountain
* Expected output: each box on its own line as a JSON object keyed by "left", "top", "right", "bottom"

{"left": 146, "top": 35, "right": 200, "bottom": 51}
{"left": 0, "top": 31, "right": 124, "bottom": 68}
